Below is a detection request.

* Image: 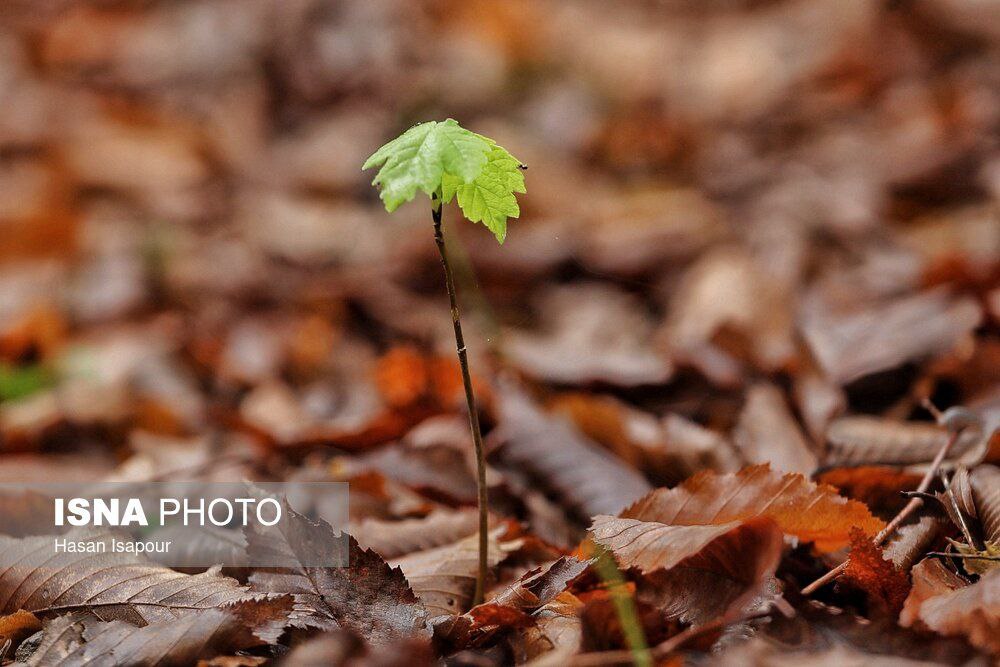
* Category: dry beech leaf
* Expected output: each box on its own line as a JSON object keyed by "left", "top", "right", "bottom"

{"left": 351, "top": 508, "right": 479, "bottom": 559}
{"left": 900, "top": 558, "right": 967, "bottom": 629}
{"left": 487, "top": 557, "right": 591, "bottom": 612}
{"left": 390, "top": 526, "right": 514, "bottom": 619}
{"left": 733, "top": 383, "right": 818, "bottom": 475}
{"left": 918, "top": 566, "right": 1000, "bottom": 653}
{"left": 0, "top": 528, "right": 282, "bottom": 628}
{"left": 817, "top": 466, "right": 924, "bottom": 518}
{"left": 800, "top": 289, "right": 982, "bottom": 385}
{"left": 20, "top": 605, "right": 286, "bottom": 667}
{"left": 495, "top": 383, "right": 652, "bottom": 519}
{"left": 246, "top": 499, "right": 430, "bottom": 644}
{"left": 505, "top": 283, "right": 672, "bottom": 387}
{"left": 882, "top": 517, "right": 945, "bottom": 571}
{"left": 613, "top": 465, "right": 883, "bottom": 554}
{"left": 638, "top": 517, "right": 784, "bottom": 626}
{"left": 840, "top": 528, "right": 911, "bottom": 616}
{"left": 825, "top": 416, "right": 985, "bottom": 468}
{"left": 510, "top": 592, "right": 583, "bottom": 664}
{"left": 970, "top": 464, "right": 1000, "bottom": 544}
{"left": 437, "top": 557, "right": 590, "bottom": 650}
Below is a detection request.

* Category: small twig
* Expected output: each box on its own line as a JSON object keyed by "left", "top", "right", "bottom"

{"left": 432, "top": 198, "right": 490, "bottom": 607}
{"left": 802, "top": 426, "right": 963, "bottom": 596}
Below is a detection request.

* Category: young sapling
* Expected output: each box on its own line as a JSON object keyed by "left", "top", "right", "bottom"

{"left": 363, "top": 119, "right": 526, "bottom": 605}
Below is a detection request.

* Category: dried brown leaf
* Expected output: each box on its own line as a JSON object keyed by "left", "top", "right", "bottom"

{"left": 19, "top": 604, "right": 280, "bottom": 667}
{"left": 639, "top": 518, "right": 783, "bottom": 625}
{"left": 0, "top": 529, "right": 276, "bottom": 626}
{"left": 840, "top": 528, "right": 911, "bottom": 616}
{"left": 246, "top": 500, "right": 430, "bottom": 644}
{"left": 919, "top": 567, "right": 1000, "bottom": 653}
{"left": 390, "top": 527, "right": 514, "bottom": 619}
{"left": 970, "top": 464, "right": 1000, "bottom": 544}
{"left": 495, "top": 384, "right": 652, "bottom": 519}
{"left": 733, "top": 383, "right": 818, "bottom": 475}
{"left": 351, "top": 509, "right": 479, "bottom": 559}
{"left": 900, "top": 558, "right": 967, "bottom": 629}
{"left": 825, "top": 416, "right": 984, "bottom": 468}
{"left": 801, "top": 290, "right": 981, "bottom": 385}
{"left": 617, "top": 465, "right": 883, "bottom": 553}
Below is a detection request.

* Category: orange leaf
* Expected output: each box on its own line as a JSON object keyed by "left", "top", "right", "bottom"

{"left": 840, "top": 528, "right": 911, "bottom": 616}
{"left": 620, "top": 465, "right": 883, "bottom": 553}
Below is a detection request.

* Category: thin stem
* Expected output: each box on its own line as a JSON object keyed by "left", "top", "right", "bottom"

{"left": 432, "top": 200, "right": 489, "bottom": 607}
{"left": 801, "top": 428, "right": 962, "bottom": 596}
{"left": 593, "top": 551, "right": 652, "bottom": 667}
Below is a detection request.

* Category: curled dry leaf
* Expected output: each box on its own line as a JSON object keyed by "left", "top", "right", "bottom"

{"left": 389, "top": 526, "right": 515, "bottom": 619}
{"left": 918, "top": 567, "right": 1000, "bottom": 654}
{"left": 487, "top": 557, "right": 591, "bottom": 612}
{"left": 900, "top": 558, "right": 967, "bottom": 629}
{"left": 824, "top": 415, "right": 986, "bottom": 468}
{"left": 510, "top": 593, "right": 583, "bottom": 665}
{"left": 351, "top": 508, "right": 479, "bottom": 559}
{"left": 639, "top": 518, "right": 784, "bottom": 626}
{"left": 883, "top": 516, "right": 945, "bottom": 571}
{"left": 0, "top": 529, "right": 281, "bottom": 628}
{"left": 733, "top": 383, "right": 818, "bottom": 475}
{"left": 495, "top": 383, "right": 652, "bottom": 519}
{"left": 245, "top": 500, "right": 430, "bottom": 645}
{"left": 970, "top": 465, "right": 1000, "bottom": 544}
{"left": 840, "top": 528, "right": 911, "bottom": 617}
{"left": 436, "top": 557, "right": 591, "bottom": 650}
{"left": 617, "top": 465, "right": 883, "bottom": 553}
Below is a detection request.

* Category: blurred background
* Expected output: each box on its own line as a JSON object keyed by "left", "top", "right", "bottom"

{"left": 0, "top": 0, "right": 997, "bottom": 473}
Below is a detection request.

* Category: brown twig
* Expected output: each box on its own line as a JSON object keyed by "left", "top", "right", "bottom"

{"left": 432, "top": 198, "right": 489, "bottom": 607}
{"left": 801, "top": 423, "right": 962, "bottom": 596}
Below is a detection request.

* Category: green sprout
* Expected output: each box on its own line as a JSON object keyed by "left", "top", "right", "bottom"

{"left": 364, "top": 119, "right": 526, "bottom": 605}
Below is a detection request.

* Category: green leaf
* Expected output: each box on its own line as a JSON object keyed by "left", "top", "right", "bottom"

{"left": 362, "top": 119, "right": 492, "bottom": 212}
{"left": 363, "top": 119, "right": 526, "bottom": 243}
{"left": 442, "top": 145, "right": 526, "bottom": 243}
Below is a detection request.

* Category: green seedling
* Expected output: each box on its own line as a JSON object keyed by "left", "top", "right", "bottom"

{"left": 363, "top": 119, "right": 526, "bottom": 605}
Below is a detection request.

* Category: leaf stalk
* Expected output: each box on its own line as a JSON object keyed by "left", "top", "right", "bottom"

{"left": 432, "top": 199, "right": 490, "bottom": 607}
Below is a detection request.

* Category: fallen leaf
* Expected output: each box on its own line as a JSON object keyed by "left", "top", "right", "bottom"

{"left": 614, "top": 465, "right": 883, "bottom": 553}
{"left": 639, "top": 518, "right": 784, "bottom": 625}
{"left": 840, "top": 528, "right": 911, "bottom": 616}
{"left": 733, "top": 383, "right": 818, "bottom": 475}
{"left": 510, "top": 593, "right": 583, "bottom": 664}
{"left": 900, "top": 558, "right": 967, "bottom": 629}
{"left": 0, "top": 529, "right": 281, "bottom": 627}
{"left": 18, "top": 605, "right": 282, "bottom": 667}
{"left": 801, "top": 289, "right": 981, "bottom": 385}
{"left": 246, "top": 500, "right": 430, "bottom": 645}
{"left": 825, "top": 415, "right": 985, "bottom": 468}
{"left": 352, "top": 508, "right": 480, "bottom": 559}
{"left": 390, "top": 527, "right": 515, "bottom": 619}
{"left": 495, "top": 383, "right": 652, "bottom": 519}
{"left": 919, "top": 566, "right": 1000, "bottom": 653}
